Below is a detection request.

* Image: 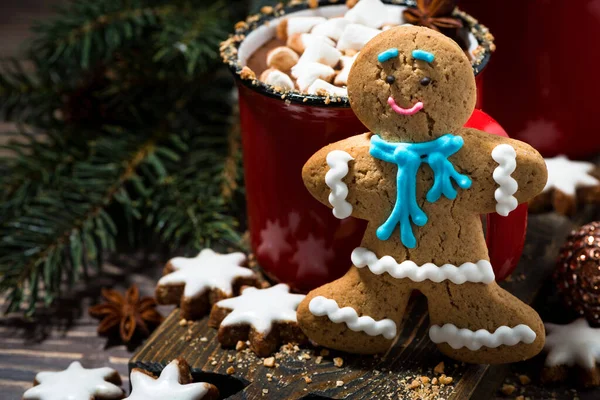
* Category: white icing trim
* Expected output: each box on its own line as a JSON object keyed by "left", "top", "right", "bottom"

{"left": 351, "top": 247, "right": 495, "bottom": 284}
{"left": 325, "top": 150, "right": 354, "bottom": 219}
{"left": 491, "top": 144, "right": 518, "bottom": 216}
{"left": 309, "top": 296, "right": 397, "bottom": 339}
{"left": 429, "top": 323, "right": 536, "bottom": 351}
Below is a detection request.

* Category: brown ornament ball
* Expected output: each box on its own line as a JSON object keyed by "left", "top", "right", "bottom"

{"left": 554, "top": 221, "right": 600, "bottom": 326}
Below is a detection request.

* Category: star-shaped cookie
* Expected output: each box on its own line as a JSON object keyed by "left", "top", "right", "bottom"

{"left": 529, "top": 155, "right": 600, "bottom": 215}
{"left": 209, "top": 284, "right": 307, "bottom": 356}
{"left": 125, "top": 358, "right": 218, "bottom": 400}
{"left": 542, "top": 319, "right": 600, "bottom": 386}
{"left": 155, "top": 249, "right": 260, "bottom": 320}
{"left": 22, "top": 361, "right": 123, "bottom": 400}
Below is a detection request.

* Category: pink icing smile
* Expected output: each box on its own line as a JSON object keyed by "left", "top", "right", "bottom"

{"left": 387, "top": 97, "right": 424, "bottom": 116}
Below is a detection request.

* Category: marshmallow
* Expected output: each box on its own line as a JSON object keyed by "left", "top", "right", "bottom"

{"left": 336, "top": 24, "right": 382, "bottom": 51}
{"left": 344, "top": 0, "right": 389, "bottom": 28}
{"left": 287, "top": 33, "right": 336, "bottom": 55}
{"left": 266, "top": 46, "right": 299, "bottom": 72}
{"left": 307, "top": 79, "right": 348, "bottom": 97}
{"left": 260, "top": 68, "right": 295, "bottom": 90}
{"left": 310, "top": 17, "right": 352, "bottom": 41}
{"left": 297, "top": 41, "right": 342, "bottom": 67}
{"left": 334, "top": 54, "right": 358, "bottom": 86}
{"left": 292, "top": 62, "right": 336, "bottom": 92}
{"left": 278, "top": 17, "right": 327, "bottom": 40}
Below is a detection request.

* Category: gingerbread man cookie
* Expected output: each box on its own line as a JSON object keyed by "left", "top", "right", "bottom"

{"left": 155, "top": 249, "right": 260, "bottom": 320}
{"left": 297, "top": 26, "right": 548, "bottom": 364}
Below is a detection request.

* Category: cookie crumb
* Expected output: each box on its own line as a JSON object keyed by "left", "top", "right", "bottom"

{"left": 210, "top": 360, "right": 217, "bottom": 366}
{"left": 178, "top": 319, "right": 187, "bottom": 326}
{"left": 518, "top": 374, "right": 531, "bottom": 385}
{"left": 308, "top": 0, "right": 318, "bottom": 8}
{"left": 260, "top": 6, "right": 273, "bottom": 14}
{"left": 408, "top": 379, "right": 421, "bottom": 390}
{"left": 263, "top": 357, "right": 275, "bottom": 368}
{"left": 236, "top": 340, "right": 247, "bottom": 351}
{"left": 420, "top": 376, "right": 431, "bottom": 384}
{"left": 315, "top": 356, "right": 323, "bottom": 364}
{"left": 336, "top": 380, "right": 344, "bottom": 387}
{"left": 501, "top": 384, "right": 516, "bottom": 395}
{"left": 226, "top": 366, "right": 235, "bottom": 375}
{"left": 333, "top": 357, "right": 344, "bottom": 367}
{"left": 431, "top": 377, "right": 438, "bottom": 385}
{"left": 304, "top": 376, "right": 312, "bottom": 384}
{"left": 439, "top": 375, "right": 453, "bottom": 385}
{"left": 434, "top": 361, "right": 445, "bottom": 374}
{"left": 199, "top": 337, "right": 208, "bottom": 342}
{"left": 240, "top": 66, "right": 256, "bottom": 80}
{"left": 262, "top": 388, "right": 269, "bottom": 395}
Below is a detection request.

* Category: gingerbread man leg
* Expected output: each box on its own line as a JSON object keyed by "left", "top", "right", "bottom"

{"left": 421, "top": 281, "right": 545, "bottom": 364}
{"left": 297, "top": 266, "right": 412, "bottom": 354}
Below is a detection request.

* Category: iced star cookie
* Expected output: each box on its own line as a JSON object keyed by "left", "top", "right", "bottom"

{"left": 126, "top": 358, "right": 218, "bottom": 400}
{"left": 22, "top": 361, "right": 123, "bottom": 400}
{"left": 296, "top": 25, "right": 548, "bottom": 364}
{"left": 529, "top": 155, "right": 600, "bottom": 216}
{"left": 208, "top": 284, "right": 307, "bottom": 356}
{"left": 155, "top": 249, "right": 260, "bottom": 320}
{"left": 542, "top": 319, "right": 600, "bottom": 387}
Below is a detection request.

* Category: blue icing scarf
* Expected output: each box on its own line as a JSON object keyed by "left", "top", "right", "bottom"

{"left": 369, "top": 134, "right": 472, "bottom": 249}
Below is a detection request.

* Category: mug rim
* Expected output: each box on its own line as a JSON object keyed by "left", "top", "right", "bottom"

{"left": 221, "top": 0, "right": 495, "bottom": 108}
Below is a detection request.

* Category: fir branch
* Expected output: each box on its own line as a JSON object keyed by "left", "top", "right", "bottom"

{"left": 30, "top": 0, "right": 176, "bottom": 71}
{"left": 0, "top": 128, "right": 162, "bottom": 315}
{"left": 153, "top": 2, "right": 229, "bottom": 75}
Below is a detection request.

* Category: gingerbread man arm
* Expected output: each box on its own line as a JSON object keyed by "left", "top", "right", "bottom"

{"left": 302, "top": 132, "right": 396, "bottom": 222}
{"left": 454, "top": 127, "right": 548, "bottom": 215}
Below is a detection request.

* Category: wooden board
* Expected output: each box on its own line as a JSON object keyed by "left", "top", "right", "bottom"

{"left": 130, "top": 212, "right": 600, "bottom": 400}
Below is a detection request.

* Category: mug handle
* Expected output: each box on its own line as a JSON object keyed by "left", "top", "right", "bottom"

{"left": 465, "top": 109, "right": 528, "bottom": 282}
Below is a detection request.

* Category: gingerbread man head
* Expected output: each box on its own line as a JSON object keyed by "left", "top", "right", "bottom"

{"left": 347, "top": 25, "right": 476, "bottom": 142}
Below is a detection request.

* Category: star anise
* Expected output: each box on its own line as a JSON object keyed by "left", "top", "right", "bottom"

{"left": 403, "top": 0, "right": 463, "bottom": 32}
{"left": 89, "top": 284, "right": 163, "bottom": 343}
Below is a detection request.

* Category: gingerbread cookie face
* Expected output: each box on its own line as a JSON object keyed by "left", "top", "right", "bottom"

{"left": 347, "top": 26, "right": 476, "bottom": 141}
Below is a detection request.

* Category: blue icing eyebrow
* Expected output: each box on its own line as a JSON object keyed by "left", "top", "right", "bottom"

{"left": 378, "top": 48, "right": 399, "bottom": 63}
{"left": 412, "top": 49, "right": 435, "bottom": 63}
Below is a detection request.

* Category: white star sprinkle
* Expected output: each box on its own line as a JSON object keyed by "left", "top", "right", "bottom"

{"left": 216, "top": 284, "right": 305, "bottom": 334}
{"left": 545, "top": 319, "right": 600, "bottom": 369}
{"left": 22, "top": 361, "right": 122, "bottom": 400}
{"left": 125, "top": 360, "right": 212, "bottom": 400}
{"left": 544, "top": 155, "right": 599, "bottom": 196}
{"left": 158, "top": 249, "right": 255, "bottom": 298}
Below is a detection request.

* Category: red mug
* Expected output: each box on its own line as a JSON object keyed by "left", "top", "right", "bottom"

{"left": 225, "top": 1, "right": 520, "bottom": 291}
{"left": 460, "top": 0, "right": 600, "bottom": 159}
